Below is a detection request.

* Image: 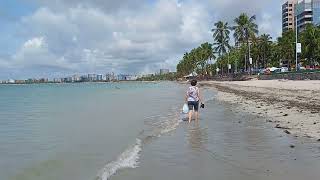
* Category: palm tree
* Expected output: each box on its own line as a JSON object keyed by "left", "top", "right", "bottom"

{"left": 201, "top": 42, "right": 216, "bottom": 76}
{"left": 300, "top": 24, "right": 320, "bottom": 66}
{"left": 258, "top": 34, "right": 272, "bottom": 68}
{"left": 182, "top": 43, "right": 215, "bottom": 76}
{"left": 177, "top": 51, "right": 199, "bottom": 77}
{"left": 212, "top": 21, "right": 231, "bottom": 74}
{"left": 201, "top": 42, "right": 216, "bottom": 60}
{"left": 233, "top": 13, "right": 259, "bottom": 71}
{"left": 213, "top": 37, "right": 231, "bottom": 57}
{"left": 196, "top": 45, "right": 207, "bottom": 75}
{"left": 212, "top": 21, "right": 231, "bottom": 56}
{"left": 212, "top": 21, "right": 230, "bottom": 41}
{"left": 278, "top": 30, "right": 295, "bottom": 69}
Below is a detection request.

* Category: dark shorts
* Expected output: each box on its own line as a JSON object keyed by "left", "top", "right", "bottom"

{"left": 188, "top": 101, "right": 199, "bottom": 112}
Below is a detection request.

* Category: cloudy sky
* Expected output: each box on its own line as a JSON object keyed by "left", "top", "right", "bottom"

{"left": 0, "top": 0, "right": 283, "bottom": 79}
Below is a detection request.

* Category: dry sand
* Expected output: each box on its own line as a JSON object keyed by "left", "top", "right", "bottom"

{"left": 202, "top": 80, "right": 320, "bottom": 139}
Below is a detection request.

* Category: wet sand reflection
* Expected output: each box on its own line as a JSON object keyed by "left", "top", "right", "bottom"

{"left": 187, "top": 122, "right": 208, "bottom": 151}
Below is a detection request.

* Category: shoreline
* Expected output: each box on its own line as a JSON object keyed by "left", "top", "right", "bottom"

{"left": 202, "top": 80, "right": 320, "bottom": 140}
{"left": 0, "top": 80, "right": 163, "bottom": 85}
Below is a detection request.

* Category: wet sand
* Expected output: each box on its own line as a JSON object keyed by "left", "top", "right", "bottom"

{"left": 202, "top": 80, "right": 320, "bottom": 139}
{"left": 113, "top": 91, "right": 320, "bottom": 180}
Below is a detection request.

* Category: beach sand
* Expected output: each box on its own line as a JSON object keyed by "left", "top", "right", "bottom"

{"left": 202, "top": 80, "right": 320, "bottom": 139}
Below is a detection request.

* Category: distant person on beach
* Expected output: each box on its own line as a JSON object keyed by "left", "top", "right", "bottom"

{"left": 185, "top": 79, "right": 202, "bottom": 123}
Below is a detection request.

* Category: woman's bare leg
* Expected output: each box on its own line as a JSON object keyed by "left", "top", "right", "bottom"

{"left": 195, "top": 111, "right": 199, "bottom": 121}
{"left": 188, "top": 110, "right": 193, "bottom": 123}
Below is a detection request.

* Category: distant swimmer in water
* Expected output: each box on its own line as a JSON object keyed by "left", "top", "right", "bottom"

{"left": 115, "top": 86, "right": 120, "bottom": 89}
{"left": 185, "top": 79, "right": 202, "bottom": 123}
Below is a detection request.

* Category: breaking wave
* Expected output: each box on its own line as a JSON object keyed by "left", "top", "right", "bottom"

{"left": 96, "top": 139, "right": 142, "bottom": 180}
{"left": 96, "top": 106, "right": 183, "bottom": 180}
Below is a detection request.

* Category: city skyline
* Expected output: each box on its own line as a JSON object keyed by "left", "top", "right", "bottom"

{"left": 0, "top": 73, "right": 139, "bottom": 84}
{"left": 0, "top": 68, "right": 173, "bottom": 83}
{"left": 1, "top": 0, "right": 283, "bottom": 79}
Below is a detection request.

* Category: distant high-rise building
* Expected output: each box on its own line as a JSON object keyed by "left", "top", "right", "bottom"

{"left": 282, "top": 0, "right": 297, "bottom": 33}
{"left": 39, "top": 78, "right": 49, "bottom": 83}
{"left": 53, "top": 78, "right": 62, "bottom": 83}
{"left": 8, "top": 79, "right": 15, "bottom": 83}
{"left": 72, "top": 75, "right": 81, "bottom": 82}
{"left": 105, "top": 73, "right": 116, "bottom": 81}
{"left": 87, "top": 74, "right": 97, "bottom": 81}
{"left": 105, "top": 73, "right": 111, "bottom": 81}
{"left": 295, "top": 0, "right": 313, "bottom": 32}
{"left": 80, "top": 75, "right": 88, "bottom": 82}
{"left": 295, "top": 0, "right": 320, "bottom": 32}
{"left": 96, "top": 74, "right": 103, "bottom": 81}
{"left": 117, "top": 74, "right": 127, "bottom": 81}
{"left": 284, "top": 0, "right": 320, "bottom": 33}
{"left": 160, "top": 69, "right": 170, "bottom": 75}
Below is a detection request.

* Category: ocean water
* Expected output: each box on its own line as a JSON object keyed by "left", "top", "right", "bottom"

{"left": 1, "top": 82, "right": 320, "bottom": 180}
{"left": 0, "top": 82, "right": 190, "bottom": 180}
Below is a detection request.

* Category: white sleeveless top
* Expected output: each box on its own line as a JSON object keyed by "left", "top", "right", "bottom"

{"left": 187, "top": 86, "right": 199, "bottom": 102}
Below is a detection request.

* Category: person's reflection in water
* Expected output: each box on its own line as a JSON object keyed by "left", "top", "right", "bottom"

{"left": 187, "top": 122, "right": 208, "bottom": 151}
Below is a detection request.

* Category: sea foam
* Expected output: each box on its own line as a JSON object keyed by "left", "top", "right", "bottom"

{"left": 96, "top": 139, "right": 142, "bottom": 180}
{"left": 96, "top": 107, "right": 181, "bottom": 180}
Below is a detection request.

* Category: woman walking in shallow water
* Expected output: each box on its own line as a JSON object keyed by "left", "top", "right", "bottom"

{"left": 185, "top": 79, "right": 202, "bottom": 123}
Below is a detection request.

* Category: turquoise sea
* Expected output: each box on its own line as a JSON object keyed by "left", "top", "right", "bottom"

{"left": 1, "top": 82, "right": 320, "bottom": 180}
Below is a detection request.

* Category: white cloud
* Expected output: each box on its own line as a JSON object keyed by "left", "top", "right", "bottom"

{"left": 32, "top": 0, "right": 144, "bottom": 12}
{"left": 23, "top": 37, "right": 45, "bottom": 49}
{"left": 13, "top": 36, "right": 48, "bottom": 63}
{"left": 0, "top": 0, "right": 283, "bottom": 78}
{"left": 12, "top": 37, "right": 75, "bottom": 70}
{"left": 11, "top": 0, "right": 211, "bottom": 75}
